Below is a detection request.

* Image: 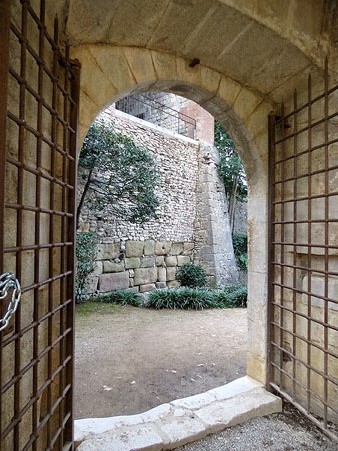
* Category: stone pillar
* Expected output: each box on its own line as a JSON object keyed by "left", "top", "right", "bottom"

{"left": 194, "top": 142, "right": 238, "bottom": 286}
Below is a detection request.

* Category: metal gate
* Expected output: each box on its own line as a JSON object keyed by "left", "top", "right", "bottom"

{"left": 268, "top": 60, "right": 338, "bottom": 441}
{"left": 0, "top": 0, "right": 80, "bottom": 449}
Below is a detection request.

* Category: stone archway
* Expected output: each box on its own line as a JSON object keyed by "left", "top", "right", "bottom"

{"left": 71, "top": 44, "right": 273, "bottom": 384}
{"left": 2, "top": 0, "right": 338, "bottom": 448}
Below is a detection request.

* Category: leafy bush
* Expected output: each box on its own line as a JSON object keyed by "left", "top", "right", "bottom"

{"left": 221, "top": 285, "right": 247, "bottom": 307}
{"left": 176, "top": 263, "right": 208, "bottom": 288}
{"left": 77, "top": 121, "right": 159, "bottom": 228}
{"left": 145, "top": 288, "right": 216, "bottom": 310}
{"left": 93, "top": 290, "right": 142, "bottom": 307}
{"left": 76, "top": 232, "right": 98, "bottom": 301}
{"left": 145, "top": 285, "right": 247, "bottom": 310}
{"left": 232, "top": 232, "right": 248, "bottom": 270}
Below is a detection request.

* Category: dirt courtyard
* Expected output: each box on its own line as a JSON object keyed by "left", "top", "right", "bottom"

{"left": 74, "top": 304, "right": 247, "bottom": 419}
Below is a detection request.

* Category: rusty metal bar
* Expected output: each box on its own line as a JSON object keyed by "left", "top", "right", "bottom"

{"left": 270, "top": 384, "right": 338, "bottom": 442}
{"left": 1, "top": 0, "right": 80, "bottom": 447}
{"left": 32, "top": 1, "right": 46, "bottom": 446}
{"left": 292, "top": 88, "right": 298, "bottom": 400}
{"left": 306, "top": 71, "right": 314, "bottom": 419}
{"left": 0, "top": 0, "right": 10, "bottom": 275}
{"left": 13, "top": 1, "right": 29, "bottom": 447}
{"left": 65, "top": 55, "right": 81, "bottom": 445}
{"left": 45, "top": 14, "right": 59, "bottom": 446}
{"left": 323, "top": 57, "right": 329, "bottom": 429}
{"left": 269, "top": 60, "right": 338, "bottom": 441}
{"left": 267, "top": 111, "right": 276, "bottom": 388}
{"left": 0, "top": 1, "right": 11, "bottom": 445}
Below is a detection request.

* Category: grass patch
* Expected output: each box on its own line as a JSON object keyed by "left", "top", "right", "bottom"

{"left": 76, "top": 301, "right": 118, "bottom": 316}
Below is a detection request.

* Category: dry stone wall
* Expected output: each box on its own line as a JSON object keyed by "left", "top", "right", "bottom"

{"left": 87, "top": 239, "right": 194, "bottom": 294}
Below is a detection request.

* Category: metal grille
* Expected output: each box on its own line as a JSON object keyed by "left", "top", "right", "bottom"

{"left": 268, "top": 60, "right": 338, "bottom": 441}
{"left": 0, "top": 0, "right": 80, "bottom": 449}
{"left": 115, "top": 94, "right": 197, "bottom": 139}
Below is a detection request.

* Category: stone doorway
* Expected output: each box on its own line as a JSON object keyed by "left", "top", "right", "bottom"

{"left": 1, "top": 0, "right": 338, "bottom": 448}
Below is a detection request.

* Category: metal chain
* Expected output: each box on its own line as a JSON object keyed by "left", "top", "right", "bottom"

{"left": 0, "top": 272, "right": 21, "bottom": 332}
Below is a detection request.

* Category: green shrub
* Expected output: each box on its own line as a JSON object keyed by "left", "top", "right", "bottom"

{"left": 176, "top": 263, "right": 208, "bottom": 288}
{"left": 76, "top": 232, "right": 98, "bottom": 301}
{"left": 232, "top": 232, "right": 248, "bottom": 270}
{"left": 145, "top": 287, "right": 216, "bottom": 310}
{"left": 222, "top": 285, "right": 247, "bottom": 307}
{"left": 93, "top": 290, "right": 142, "bottom": 307}
{"left": 144, "top": 285, "right": 247, "bottom": 310}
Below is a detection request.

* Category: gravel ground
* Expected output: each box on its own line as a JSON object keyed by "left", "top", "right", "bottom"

{"left": 176, "top": 404, "right": 337, "bottom": 451}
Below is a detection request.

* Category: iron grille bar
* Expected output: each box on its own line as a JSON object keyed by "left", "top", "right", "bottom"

{"left": 274, "top": 137, "right": 338, "bottom": 164}
{"left": 275, "top": 110, "right": 338, "bottom": 145}
{"left": 1, "top": 1, "right": 79, "bottom": 448}
{"left": 270, "top": 383, "right": 338, "bottom": 442}
{"left": 13, "top": 1, "right": 29, "bottom": 446}
{"left": 269, "top": 59, "right": 338, "bottom": 442}
{"left": 0, "top": 0, "right": 11, "bottom": 445}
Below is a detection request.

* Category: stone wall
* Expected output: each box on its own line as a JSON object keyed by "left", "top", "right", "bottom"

{"left": 87, "top": 239, "right": 194, "bottom": 294}
{"left": 194, "top": 142, "right": 238, "bottom": 286}
{"left": 79, "top": 108, "right": 199, "bottom": 242}
{"left": 79, "top": 108, "right": 238, "bottom": 292}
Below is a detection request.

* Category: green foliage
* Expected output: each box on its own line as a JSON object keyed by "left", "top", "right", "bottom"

{"left": 220, "top": 285, "right": 248, "bottom": 307}
{"left": 76, "top": 232, "right": 98, "bottom": 301}
{"left": 145, "top": 288, "right": 216, "bottom": 310}
{"left": 145, "top": 285, "right": 247, "bottom": 310}
{"left": 76, "top": 301, "right": 118, "bottom": 316}
{"left": 93, "top": 290, "right": 142, "bottom": 307}
{"left": 232, "top": 232, "right": 248, "bottom": 270}
{"left": 176, "top": 263, "right": 208, "bottom": 288}
{"left": 78, "top": 120, "right": 159, "bottom": 225}
{"left": 214, "top": 121, "right": 247, "bottom": 203}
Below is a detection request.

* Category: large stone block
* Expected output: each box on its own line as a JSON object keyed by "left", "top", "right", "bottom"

{"left": 158, "top": 267, "right": 167, "bottom": 282}
{"left": 144, "top": 240, "right": 155, "bottom": 256}
{"left": 92, "top": 261, "right": 103, "bottom": 275}
{"left": 134, "top": 267, "right": 157, "bottom": 285}
{"left": 126, "top": 240, "right": 144, "bottom": 257}
{"left": 156, "top": 256, "right": 165, "bottom": 266}
{"left": 165, "top": 256, "right": 177, "bottom": 267}
{"left": 97, "top": 242, "right": 120, "bottom": 260}
{"left": 166, "top": 267, "right": 177, "bottom": 281}
{"left": 99, "top": 272, "right": 129, "bottom": 291}
{"left": 125, "top": 257, "right": 141, "bottom": 269}
{"left": 86, "top": 275, "right": 98, "bottom": 293}
{"left": 141, "top": 257, "right": 155, "bottom": 268}
{"left": 155, "top": 241, "right": 172, "bottom": 255}
{"left": 183, "top": 242, "right": 194, "bottom": 255}
{"left": 177, "top": 256, "right": 191, "bottom": 266}
{"left": 155, "top": 282, "right": 167, "bottom": 289}
{"left": 103, "top": 260, "right": 124, "bottom": 273}
{"left": 169, "top": 242, "right": 184, "bottom": 255}
{"left": 139, "top": 283, "right": 156, "bottom": 293}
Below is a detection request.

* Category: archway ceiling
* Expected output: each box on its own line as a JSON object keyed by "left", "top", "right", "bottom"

{"left": 65, "top": 0, "right": 329, "bottom": 103}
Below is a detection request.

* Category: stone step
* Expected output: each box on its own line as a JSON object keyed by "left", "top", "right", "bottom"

{"left": 75, "top": 376, "right": 282, "bottom": 450}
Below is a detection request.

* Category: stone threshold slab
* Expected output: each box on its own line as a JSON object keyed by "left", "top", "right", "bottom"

{"left": 75, "top": 376, "right": 282, "bottom": 450}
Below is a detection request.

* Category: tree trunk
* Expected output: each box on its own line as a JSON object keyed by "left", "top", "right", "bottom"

{"left": 76, "top": 168, "right": 93, "bottom": 230}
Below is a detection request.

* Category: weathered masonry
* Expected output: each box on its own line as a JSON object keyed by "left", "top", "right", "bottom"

{"left": 1, "top": 0, "right": 338, "bottom": 448}
{"left": 78, "top": 107, "right": 238, "bottom": 292}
